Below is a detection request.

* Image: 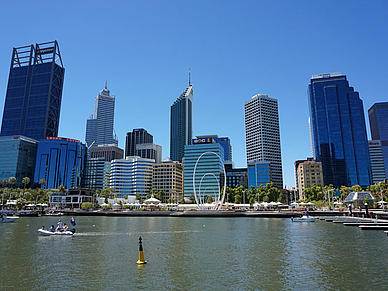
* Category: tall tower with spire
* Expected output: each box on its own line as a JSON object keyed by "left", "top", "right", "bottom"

{"left": 170, "top": 71, "right": 193, "bottom": 162}
{"left": 85, "top": 82, "right": 118, "bottom": 147}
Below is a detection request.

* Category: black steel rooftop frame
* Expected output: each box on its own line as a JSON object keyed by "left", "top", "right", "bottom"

{"left": 10, "top": 40, "right": 64, "bottom": 69}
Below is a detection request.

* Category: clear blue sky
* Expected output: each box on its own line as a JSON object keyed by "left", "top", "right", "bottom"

{"left": 0, "top": 0, "right": 387, "bottom": 188}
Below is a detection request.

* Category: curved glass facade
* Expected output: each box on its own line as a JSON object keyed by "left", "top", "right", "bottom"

{"left": 184, "top": 143, "right": 224, "bottom": 199}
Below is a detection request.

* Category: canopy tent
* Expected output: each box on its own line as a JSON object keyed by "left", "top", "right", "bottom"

{"left": 144, "top": 195, "right": 161, "bottom": 204}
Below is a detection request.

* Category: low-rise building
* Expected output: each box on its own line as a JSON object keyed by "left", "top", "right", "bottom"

{"left": 297, "top": 158, "right": 324, "bottom": 200}
{"left": 152, "top": 158, "right": 183, "bottom": 203}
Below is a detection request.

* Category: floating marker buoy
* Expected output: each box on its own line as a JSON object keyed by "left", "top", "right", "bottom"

{"left": 136, "top": 236, "right": 147, "bottom": 264}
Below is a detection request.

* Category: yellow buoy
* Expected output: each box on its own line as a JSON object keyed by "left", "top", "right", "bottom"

{"left": 136, "top": 236, "right": 147, "bottom": 264}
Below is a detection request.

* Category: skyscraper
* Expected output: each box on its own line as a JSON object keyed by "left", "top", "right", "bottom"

{"left": 170, "top": 79, "right": 193, "bottom": 162}
{"left": 1, "top": 41, "right": 65, "bottom": 140}
{"left": 125, "top": 128, "right": 153, "bottom": 157}
{"left": 368, "top": 102, "right": 388, "bottom": 178}
{"left": 244, "top": 94, "right": 283, "bottom": 189}
{"left": 85, "top": 82, "right": 118, "bottom": 147}
{"left": 308, "top": 72, "right": 371, "bottom": 187}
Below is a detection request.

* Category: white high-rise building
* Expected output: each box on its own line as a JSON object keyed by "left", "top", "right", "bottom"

{"left": 85, "top": 83, "right": 118, "bottom": 147}
{"left": 111, "top": 156, "right": 154, "bottom": 198}
{"left": 244, "top": 94, "right": 283, "bottom": 189}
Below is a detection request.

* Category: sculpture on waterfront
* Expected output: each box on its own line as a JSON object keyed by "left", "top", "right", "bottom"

{"left": 192, "top": 151, "right": 226, "bottom": 210}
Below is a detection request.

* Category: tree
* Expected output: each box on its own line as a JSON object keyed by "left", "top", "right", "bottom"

{"left": 40, "top": 179, "right": 46, "bottom": 189}
{"left": 352, "top": 185, "right": 363, "bottom": 192}
{"left": 2, "top": 179, "right": 8, "bottom": 188}
{"left": 207, "top": 195, "right": 213, "bottom": 203}
{"left": 81, "top": 202, "right": 93, "bottom": 210}
{"left": 58, "top": 185, "right": 66, "bottom": 193}
{"left": 234, "top": 194, "right": 242, "bottom": 204}
{"left": 22, "top": 177, "right": 30, "bottom": 195}
{"left": 8, "top": 177, "right": 16, "bottom": 200}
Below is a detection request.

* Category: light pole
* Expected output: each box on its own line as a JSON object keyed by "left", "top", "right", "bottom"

{"left": 243, "top": 190, "right": 245, "bottom": 210}
{"left": 377, "top": 183, "right": 385, "bottom": 211}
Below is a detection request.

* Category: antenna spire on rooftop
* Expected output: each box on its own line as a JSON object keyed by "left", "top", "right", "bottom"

{"left": 105, "top": 79, "right": 108, "bottom": 89}
{"left": 189, "top": 68, "right": 191, "bottom": 86}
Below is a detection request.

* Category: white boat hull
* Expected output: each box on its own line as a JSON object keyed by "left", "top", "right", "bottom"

{"left": 38, "top": 229, "right": 75, "bottom": 236}
{"left": 292, "top": 216, "right": 315, "bottom": 222}
{"left": 0, "top": 216, "right": 19, "bottom": 223}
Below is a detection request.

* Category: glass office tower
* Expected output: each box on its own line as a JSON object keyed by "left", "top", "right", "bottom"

{"left": 1, "top": 41, "right": 65, "bottom": 140}
{"left": 183, "top": 139, "right": 224, "bottom": 199}
{"left": 170, "top": 83, "right": 193, "bottom": 162}
{"left": 85, "top": 83, "right": 118, "bottom": 147}
{"left": 34, "top": 137, "right": 86, "bottom": 189}
{"left": 308, "top": 72, "right": 371, "bottom": 187}
{"left": 0, "top": 135, "right": 38, "bottom": 188}
{"left": 125, "top": 128, "right": 153, "bottom": 157}
{"left": 368, "top": 102, "right": 388, "bottom": 178}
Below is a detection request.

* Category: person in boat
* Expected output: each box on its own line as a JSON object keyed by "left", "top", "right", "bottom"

{"left": 49, "top": 225, "right": 55, "bottom": 232}
{"left": 61, "top": 223, "right": 68, "bottom": 232}
{"left": 56, "top": 219, "right": 62, "bottom": 232}
{"left": 41, "top": 226, "right": 45, "bottom": 230}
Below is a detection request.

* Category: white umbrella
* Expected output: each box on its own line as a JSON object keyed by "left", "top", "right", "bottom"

{"left": 26, "top": 203, "right": 36, "bottom": 207}
{"left": 377, "top": 201, "right": 387, "bottom": 204}
{"left": 299, "top": 202, "right": 307, "bottom": 205}
{"left": 334, "top": 201, "right": 343, "bottom": 205}
{"left": 291, "top": 202, "right": 299, "bottom": 206}
{"left": 306, "top": 202, "right": 314, "bottom": 206}
{"left": 113, "top": 203, "right": 120, "bottom": 207}
{"left": 144, "top": 195, "right": 161, "bottom": 204}
{"left": 101, "top": 203, "right": 109, "bottom": 207}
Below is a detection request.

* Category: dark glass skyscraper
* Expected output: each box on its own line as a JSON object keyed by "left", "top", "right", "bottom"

{"left": 1, "top": 41, "right": 65, "bottom": 140}
{"left": 368, "top": 102, "right": 388, "bottom": 178}
{"left": 170, "top": 83, "right": 193, "bottom": 162}
{"left": 308, "top": 72, "right": 371, "bottom": 187}
{"left": 34, "top": 137, "right": 86, "bottom": 189}
{"left": 125, "top": 128, "right": 153, "bottom": 157}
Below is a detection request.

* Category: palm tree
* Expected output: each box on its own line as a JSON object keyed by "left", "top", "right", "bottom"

{"left": 2, "top": 179, "right": 8, "bottom": 188}
{"left": 40, "top": 179, "right": 46, "bottom": 189}
{"left": 8, "top": 177, "right": 16, "bottom": 201}
{"left": 58, "top": 185, "right": 66, "bottom": 193}
{"left": 22, "top": 177, "right": 30, "bottom": 196}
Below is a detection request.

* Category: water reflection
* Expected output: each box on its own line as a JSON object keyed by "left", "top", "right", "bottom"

{"left": 1, "top": 216, "right": 388, "bottom": 290}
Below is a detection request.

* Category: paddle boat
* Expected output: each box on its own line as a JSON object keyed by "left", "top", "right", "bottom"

{"left": 0, "top": 212, "right": 19, "bottom": 223}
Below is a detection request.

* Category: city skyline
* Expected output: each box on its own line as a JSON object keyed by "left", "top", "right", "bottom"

{"left": 0, "top": 1, "right": 387, "bottom": 188}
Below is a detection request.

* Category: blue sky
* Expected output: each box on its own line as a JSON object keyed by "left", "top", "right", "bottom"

{"left": 0, "top": 0, "right": 387, "bottom": 188}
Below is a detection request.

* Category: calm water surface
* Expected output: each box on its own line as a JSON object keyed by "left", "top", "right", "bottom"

{"left": 1, "top": 216, "right": 387, "bottom": 290}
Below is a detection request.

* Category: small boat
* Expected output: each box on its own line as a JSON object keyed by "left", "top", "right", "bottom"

{"left": 38, "top": 228, "right": 76, "bottom": 236}
{"left": 0, "top": 213, "right": 20, "bottom": 223}
{"left": 291, "top": 215, "right": 316, "bottom": 222}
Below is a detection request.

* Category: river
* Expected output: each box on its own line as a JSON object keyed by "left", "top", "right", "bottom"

{"left": 1, "top": 216, "right": 387, "bottom": 290}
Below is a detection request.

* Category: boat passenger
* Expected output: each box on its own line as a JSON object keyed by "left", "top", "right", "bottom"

{"left": 62, "top": 223, "right": 68, "bottom": 232}
{"left": 49, "top": 225, "right": 55, "bottom": 232}
{"left": 41, "top": 226, "right": 45, "bottom": 230}
{"left": 56, "top": 219, "right": 62, "bottom": 232}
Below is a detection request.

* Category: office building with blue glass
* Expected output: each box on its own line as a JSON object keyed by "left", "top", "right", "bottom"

{"left": 0, "top": 135, "right": 38, "bottom": 188}
{"left": 368, "top": 102, "right": 388, "bottom": 180}
{"left": 110, "top": 156, "right": 154, "bottom": 198}
{"left": 170, "top": 83, "right": 193, "bottom": 162}
{"left": 34, "top": 137, "right": 86, "bottom": 189}
{"left": 183, "top": 138, "right": 224, "bottom": 199}
{"left": 248, "top": 160, "right": 271, "bottom": 188}
{"left": 308, "top": 72, "right": 371, "bottom": 187}
{"left": 1, "top": 41, "right": 64, "bottom": 140}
